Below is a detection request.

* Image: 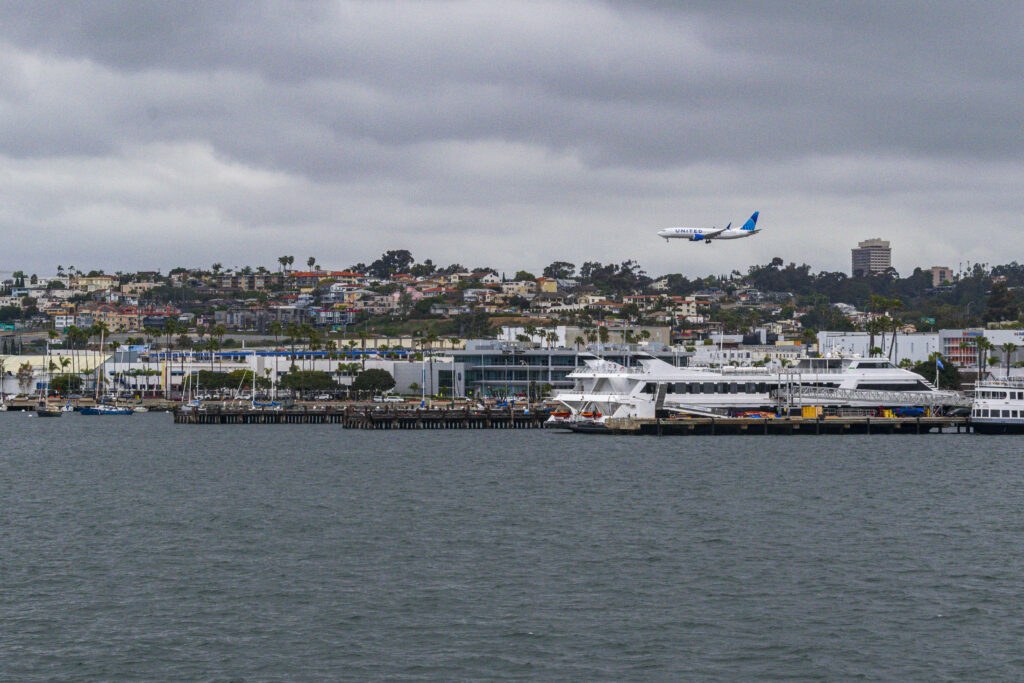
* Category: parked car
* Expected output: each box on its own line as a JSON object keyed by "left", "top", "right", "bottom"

{"left": 894, "top": 406, "right": 925, "bottom": 417}
{"left": 314, "top": 394, "right": 332, "bottom": 400}
{"left": 383, "top": 395, "right": 404, "bottom": 403}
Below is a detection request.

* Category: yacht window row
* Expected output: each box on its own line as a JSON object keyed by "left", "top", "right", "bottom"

{"left": 854, "top": 381, "right": 933, "bottom": 392}
{"left": 976, "top": 390, "right": 1024, "bottom": 400}
{"left": 974, "top": 408, "right": 1024, "bottom": 418}
{"left": 641, "top": 381, "right": 842, "bottom": 395}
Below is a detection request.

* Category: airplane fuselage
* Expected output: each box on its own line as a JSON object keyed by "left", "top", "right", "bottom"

{"left": 656, "top": 226, "right": 724, "bottom": 242}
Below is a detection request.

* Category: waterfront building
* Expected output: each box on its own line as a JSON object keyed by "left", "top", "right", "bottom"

{"left": 818, "top": 328, "right": 1024, "bottom": 369}
{"left": 447, "top": 341, "right": 690, "bottom": 399}
{"left": 931, "top": 266, "right": 953, "bottom": 287}
{"left": 851, "top": 238, "right": 892, "bottom": 276}
{"left": 497, "top": 325, "right": 672, "bottom": 348}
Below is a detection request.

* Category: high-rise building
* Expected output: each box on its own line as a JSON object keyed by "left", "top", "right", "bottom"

{"left": 851, "top": 239, "right": 892, "bottom": 276}
{"left": 931, "top": 266, "right": 952, "bottom": 288}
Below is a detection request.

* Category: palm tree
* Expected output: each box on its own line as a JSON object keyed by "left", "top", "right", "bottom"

{"left": 163, "top": 318, "right": 178, "bottom": 353}
{"left": 573, "top": 335, "right": 585, "bottom": 351}
{"left": 423, "top": 331, "right": 439, "bottom": 394}
{"left": 976, "top": 336, "right": 993, "bottom": 374}
{"left": 866, "top": 318, "right": 883, "bottom": 356}
{"left": 304, "top": 324, "right": 320, "bottom": 372}
{"left": 268, "top": 321, "right": 283, "bottom": 347}
{"left": 358, "top": 330, "right": 369, "bottom": 371}
{"left": 286, "top": 323, "right": 301, "bottom": 367}
{"left": 307, "top": 257, "right": 316, "bottom": 270}
{"left": 1001, "top": 342, "right": 1018, "bottom": 378}
{"left": 885, "top": 299, "right": 904, "bottom": 360}
{"left": 214, "top": 325, "right": 227, "bottom": 369}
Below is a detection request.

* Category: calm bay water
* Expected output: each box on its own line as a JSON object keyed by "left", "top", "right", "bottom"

{"left": 2, "top": 412, "right": 1024, "bottom": 680}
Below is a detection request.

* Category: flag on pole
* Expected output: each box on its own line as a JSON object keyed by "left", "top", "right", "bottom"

{"left": 936, "top": 358, "right": 944, "bottom": 370}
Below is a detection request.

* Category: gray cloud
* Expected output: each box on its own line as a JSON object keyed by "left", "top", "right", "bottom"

{"left": 0, "top": 1, "right": 1021, "bottom": 277}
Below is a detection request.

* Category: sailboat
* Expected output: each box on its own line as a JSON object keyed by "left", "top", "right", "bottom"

{"left": 36, "top": 344, "right": 63, "bottom": 417}
{"left": 80, "top": 328, "right": 132, "bottom": 416}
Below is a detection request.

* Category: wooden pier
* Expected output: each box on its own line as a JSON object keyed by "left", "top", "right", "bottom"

{"left": 586, "top": 415, "right": 970, "bottom": 435}
{"left": 173, "top": 405, "right": 550, "bottom": 429}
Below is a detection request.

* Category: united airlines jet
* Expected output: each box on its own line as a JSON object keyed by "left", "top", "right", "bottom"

{"left": 657, "top": 211, "right": 760, "bottom": 243}
{"left": 656, "top": 224, "right": 728, "bottom": 243}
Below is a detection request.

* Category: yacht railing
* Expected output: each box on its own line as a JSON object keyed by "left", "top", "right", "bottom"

{"left": 976, "top": 379, "right": 1024, "bottom": 389}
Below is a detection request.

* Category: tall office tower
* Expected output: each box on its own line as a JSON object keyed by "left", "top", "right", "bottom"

{"left": 851, "top": 238, "right": 892, "bottom": 276}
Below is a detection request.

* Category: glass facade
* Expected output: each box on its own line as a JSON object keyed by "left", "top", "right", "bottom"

{"left": 450, "top": 348, "right": 689, "bottom": 398}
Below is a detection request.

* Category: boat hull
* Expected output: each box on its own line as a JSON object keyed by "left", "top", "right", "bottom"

{"left": 80, "top": 407, "right": 134, "bottom": 416}
{"left": 972, "top": 420, "right": 1024, "bottom": 434}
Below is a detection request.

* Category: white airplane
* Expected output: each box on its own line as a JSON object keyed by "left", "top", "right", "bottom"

{"left": 656, "top": 224, "right": 728, "bottom": 243}
{"left": 658, "top": 211, "right": 760, "bottom": 243}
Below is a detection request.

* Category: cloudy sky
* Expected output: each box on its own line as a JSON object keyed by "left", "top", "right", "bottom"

{"left": 1, "top": 1, "right": 1021, "bottom": 278}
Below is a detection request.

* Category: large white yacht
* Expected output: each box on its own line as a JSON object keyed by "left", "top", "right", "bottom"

{"left": 971, "top": 379, "right": 1024, "bottom": 434}
{"left": 553, "top": 355, "right": 965, "bottom": 422}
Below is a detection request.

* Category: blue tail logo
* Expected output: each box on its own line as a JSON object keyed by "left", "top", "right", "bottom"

{"left": 740, "top": 211, "right": 759, "bottom": 231}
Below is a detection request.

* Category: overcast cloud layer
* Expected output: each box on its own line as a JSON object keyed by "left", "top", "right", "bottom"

{"left": 1, "top": 1, "right": 1021, "bottom": 278}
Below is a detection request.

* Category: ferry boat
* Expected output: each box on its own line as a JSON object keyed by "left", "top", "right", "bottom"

{"left": 553, "top": 355, "right": 965, "bottom": 424}
{"left": 971, "top": 379, "right": 1024, "bottom": 434}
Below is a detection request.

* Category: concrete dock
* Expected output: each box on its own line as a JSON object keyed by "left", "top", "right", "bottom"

{"left": 583, "top": 416, "right": 970, "bottom": 435}
{"left": 173, "top": 405, "right": 550, "bottom": 429}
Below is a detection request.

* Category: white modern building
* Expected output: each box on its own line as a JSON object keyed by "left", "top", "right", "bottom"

{"left": 818, "top": 328, "right": 1024, "bottom": 369}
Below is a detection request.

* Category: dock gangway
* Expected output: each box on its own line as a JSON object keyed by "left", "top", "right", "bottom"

{"left": 772, "top": 386, "right": 972, "bottom": 409}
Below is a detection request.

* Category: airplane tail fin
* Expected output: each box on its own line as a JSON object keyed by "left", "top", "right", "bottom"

{"left": 740, "top": 211, "right": 759, "bottom": 231}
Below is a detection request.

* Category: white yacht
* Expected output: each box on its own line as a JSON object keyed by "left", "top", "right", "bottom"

{"left": 553, "top": 355, "right": 965, "bottom": 423}
{"left": 971, "top": 379, "right": 1024, "bottom": 434}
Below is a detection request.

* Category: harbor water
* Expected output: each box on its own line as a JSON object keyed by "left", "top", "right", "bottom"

{"left": 2, "top": 413, "right": 1023, "bottom": 679}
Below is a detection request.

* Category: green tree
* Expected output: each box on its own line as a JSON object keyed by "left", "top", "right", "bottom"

{"left": 16, "top": 362, "right": 34, "bottom": 394}
{"left": 913, "top": 357, "right": 962, "bottom": 390}
{"left": 50, "top": 373, "right": 82, "bottom": 395}
{"left": 542, "top": 261, "right": 575, "bottom": 279}
{"left": 351, "top": 369, "right": 396, "bottom": 396}
{"left": 279, "top": 370, "right": 337, "bottom": 397}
